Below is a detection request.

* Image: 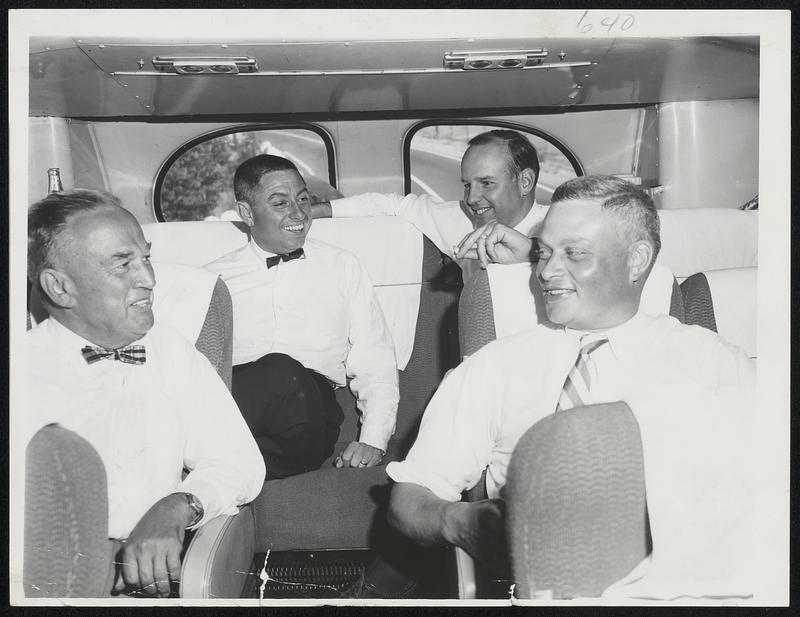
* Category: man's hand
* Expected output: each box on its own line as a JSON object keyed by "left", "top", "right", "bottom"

{"left": 442, "top": 498, "right": 507, "bottom": 573}
{"left": 113, "top": 493, "right": 195, "bottom": 597}
{"left": 456, "top": 221, "right": 534, "bottom": 269}
{"left": 309, "top": 200, "right": 333, "bottom": 219}
{"left": 334, "top": 441, "right": 384, "bottom": 468}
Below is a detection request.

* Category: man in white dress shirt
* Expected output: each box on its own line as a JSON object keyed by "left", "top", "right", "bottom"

{"left": 25, "top": 190, "right": 266, "bottom": 597}
{"left": 206, "top": 155, "right": 399, "bottom": 479}
{"left": 382, "top": 176, "right": 755, "bottom": 594}
{"left": 310, "top": 129, "right": 546, "bottom": 272}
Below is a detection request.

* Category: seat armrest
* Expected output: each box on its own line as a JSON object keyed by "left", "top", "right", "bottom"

{"left": 453, "top": 547, "right": 477, "bottom": 599}
{"left": 180, "top": 505, "right": 255, "bottom": 599}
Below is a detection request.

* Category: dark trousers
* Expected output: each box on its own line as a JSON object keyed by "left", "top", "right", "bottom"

{"left": 232, "top": 353, "right": 344, "bottom": 479}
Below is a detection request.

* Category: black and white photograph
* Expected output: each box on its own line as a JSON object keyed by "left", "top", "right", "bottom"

{"left": 8, "top": 8, "right": 791, "bottom": 607}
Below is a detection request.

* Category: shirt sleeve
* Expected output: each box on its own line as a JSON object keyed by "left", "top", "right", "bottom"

{"left": 342, "top": 253, "right": 400, "bottom": 452}
{"left": 331, "top": 193, "right": 472, "bottom": 258}
{"left": 174, "top": 342, "right": 266, "bottom": 527}
{"left": 386, "top": 346, "right": 502, "bottom": 502}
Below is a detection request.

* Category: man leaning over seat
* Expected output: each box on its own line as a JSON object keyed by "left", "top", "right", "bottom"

{"left": 311, "top": 129, "right": 544, "bottom": 278}
{"left": 385, "top": 176, "right": 756, "bottom": 590}
{"left": 205, "top": 154, "right": 399, "bottom": 478}
{"left": 25, "top": 190, "right": 266, "bottom": 597}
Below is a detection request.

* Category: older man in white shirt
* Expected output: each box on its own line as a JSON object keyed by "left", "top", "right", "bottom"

{"left": 206, "top": 155, "right": 399, "bottom": 479}
{"left": 311, "top": 129, "right": 546, "bottom": 279}
{"left": 378, "top": 175, "right": 755, "bottom": 599}
{"left": 25, "top": 190, "right": 265, "bottom": 597}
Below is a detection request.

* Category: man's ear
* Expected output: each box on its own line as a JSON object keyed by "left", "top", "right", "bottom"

{"left": 236, "top": 201, "right": 254, "bottom": 227}
{"left": 518, "top": 168, "right": 537, "bottom": 197}
{"left": 628, "top": 240, "right": 654, "bottom": 283}
{"left": 39, "top": 268, "right": 77, "bottom": 308}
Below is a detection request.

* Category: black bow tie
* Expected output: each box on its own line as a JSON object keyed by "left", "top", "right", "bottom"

{"left": 266, "top": 248, "right": 305, "bottom": 269}
{"left": 81, "top": 344, "right": 146, "bottom": 365}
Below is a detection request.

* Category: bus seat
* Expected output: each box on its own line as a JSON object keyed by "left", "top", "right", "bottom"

{"left": 656, "top": 208, "right": 758, "bottom": 279}
{"left": 505, "top": 402, "right": 649, "bottom": 599}
{"left": 141, "top": 217, "right": 461, "bottom": 584}
{"left": 24, "top": 424, "right": 114, "bottom": 598}
{"left": 680, "top": 267, "right": 757, "bottom": 358}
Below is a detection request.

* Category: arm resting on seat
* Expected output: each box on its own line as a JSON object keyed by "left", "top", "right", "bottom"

{"left": 180, "top": 505, "right": 255, "bottom": 599}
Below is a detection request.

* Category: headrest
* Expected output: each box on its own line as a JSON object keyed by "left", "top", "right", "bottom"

{"left": 656, "top": 209, "right": 757, "bottom": 279}
{"left": 142, "top": 217, "right": 424, "bottom": 286}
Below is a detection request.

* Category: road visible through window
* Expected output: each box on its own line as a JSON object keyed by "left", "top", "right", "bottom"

{"left": 409, "top": 125, "right": 579, "bottom": 205}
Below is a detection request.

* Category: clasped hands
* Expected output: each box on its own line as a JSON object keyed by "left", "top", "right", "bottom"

{"left": 456, "top": 221, "right": 534, "bottom": 269}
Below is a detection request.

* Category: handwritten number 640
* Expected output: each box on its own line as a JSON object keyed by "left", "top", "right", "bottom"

{"left": 577, "top": 11, "right": 635, "bottom": 34}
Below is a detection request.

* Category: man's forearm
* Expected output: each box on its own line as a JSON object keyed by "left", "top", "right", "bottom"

{"left": 388, "top": 482, "right": 467, "bottom": 548}
{"left": 310, "top": 200, "right": 332, "bottom": 219}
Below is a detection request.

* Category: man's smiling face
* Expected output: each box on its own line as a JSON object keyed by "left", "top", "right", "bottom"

{"left": 244, "top": 169, "right": 312, "bottom": 254}
{"left": 535, "top": 198, "right": 637, "bottom": 331}
{"left": 460, "top": 141, "right": 529, "bottom": 229}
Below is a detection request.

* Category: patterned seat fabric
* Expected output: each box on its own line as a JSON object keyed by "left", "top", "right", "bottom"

{"left": 194, "top": 277, "right": 234, "bottom": 391}
{"left": 24, "top": 425, "right": 114, "bottom": 597}
{"left": 679, "top": 272, "right": 718, "bottom": 332}
{"left": 505, "top": 402, "right": 649, "bottom": 599}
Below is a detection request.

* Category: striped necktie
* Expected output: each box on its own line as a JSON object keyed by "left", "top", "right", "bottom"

{"left": 81, "top": 344, "right": 146, "bottom": 365}
{"left": 555, "top": 334, "right": 609, "bottom": 413}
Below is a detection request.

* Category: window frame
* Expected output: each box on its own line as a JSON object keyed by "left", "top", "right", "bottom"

{"left": 152, "top": 122, "right": 337, "bottom": 222}
{"left": 402, "top": 119, "right": 584, "bottom": 196}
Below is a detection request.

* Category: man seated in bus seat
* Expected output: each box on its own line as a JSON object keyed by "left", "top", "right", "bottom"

{"left": 310, "top": 129, "right": 544, "bottom": 271}
{"left": 205, "top": 154, "right": 399, "bottom": 478}
{"left": 383, "top": 176, "right": 755, "bottom": 588}
{"left": 26, "top": 190, "right": 266, "bottom": 597}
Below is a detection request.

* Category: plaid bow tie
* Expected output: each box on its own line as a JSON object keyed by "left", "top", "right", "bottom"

{"left": 266, "top": 248, "right": 305, "bottom": 269}
{"left": 81, "top": 344, "right": 146, "bottom": 365}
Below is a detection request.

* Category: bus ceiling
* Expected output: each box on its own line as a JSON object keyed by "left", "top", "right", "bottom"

{"left": 29, "top": 36, "right": 758, "bottom": 119}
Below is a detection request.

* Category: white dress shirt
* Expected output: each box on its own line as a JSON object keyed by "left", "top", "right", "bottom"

{"left": 386, "top": 311, "right": 757, "bottom": 598}
{"left": 386, "top": 311, "right": 755, "bottom": 502}
{"left": 25, "top": 318, "right": 266, "bottom": 540}
{"left": 205, "top": 237, "right": 399, "bottom": 451}
{"left": 331, "top": 192, "right": 547, "bottom": 260}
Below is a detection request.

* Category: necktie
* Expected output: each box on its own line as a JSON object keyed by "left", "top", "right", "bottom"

{"left": 555, "top": 334, "right": 608, "bottom": 413}
{"left": 81, "top": 344, "right": 146, "bottom": 365}
{"left": 266, "top": 248, "right": 305, "bottom": 269}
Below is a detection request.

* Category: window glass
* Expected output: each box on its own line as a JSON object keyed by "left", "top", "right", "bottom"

{"left": 158, "top": 128, "right": 333, "bottom": 222}
{"left": 408, "top": 124, "right": 580, "bottom": 206}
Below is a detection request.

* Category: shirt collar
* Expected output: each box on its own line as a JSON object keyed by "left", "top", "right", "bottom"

{"left": 249, "top": 238, "right": 278, "bottom": 260}
{"left": 563, "top": 311, "right": 647, "bottom": 360}
{"left": 513, "top": 200, "right": 547, "bottom": 237}
{"left": 44, "top": 316, "right": 150, "bottom": 360}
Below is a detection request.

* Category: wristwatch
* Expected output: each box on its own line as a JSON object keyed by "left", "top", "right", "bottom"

{"left": 180, "top": 492, "right": 204, "bottom": 528}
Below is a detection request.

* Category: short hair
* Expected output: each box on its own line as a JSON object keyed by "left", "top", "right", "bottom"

{"left": 551, "top": 175, "right": 661, "bottom": 261}
{"left": 28, "top": 189, "right": 122, "bottom": 286}
{"left": 234, "top": 154, "right": 300, "bottom": 204}
{"left": 467, "top": 129, "right": 540, "bottom": 184}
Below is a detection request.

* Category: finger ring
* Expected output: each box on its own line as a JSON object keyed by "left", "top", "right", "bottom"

{"left": 480, "top": 233, "right": 488, "bottom": 239}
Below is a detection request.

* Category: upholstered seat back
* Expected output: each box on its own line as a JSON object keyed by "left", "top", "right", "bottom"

{"left": 24, "top": 425, "right": 114, "bottom": 598}
{"left": 680, "top": 267, "right": 757, "bottom": 358}
{"left": 505, "top": 402, "right": 649, "bottom": 599}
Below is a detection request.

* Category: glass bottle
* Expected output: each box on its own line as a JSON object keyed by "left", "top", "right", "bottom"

{"left": 47, "top": 168, "right": 64, "bottom": 194}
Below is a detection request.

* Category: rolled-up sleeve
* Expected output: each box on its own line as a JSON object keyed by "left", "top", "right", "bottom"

{"left": 386, "top": 350, "right": 500, "bottom": 502}
{"left": 176, "top": 347, "right": 265, "bottom": 527}
{"left": 342, "top": 254, "right": 400, "bottom": 452}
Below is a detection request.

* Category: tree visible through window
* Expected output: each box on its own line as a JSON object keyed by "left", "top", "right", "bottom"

{"left": 158, "top": 128, "right": 332, "bottom": 222}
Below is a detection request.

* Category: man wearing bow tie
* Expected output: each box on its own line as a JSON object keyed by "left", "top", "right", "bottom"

{"left": 25, "top": 189, "right": 265, "bottom": 596}
{"left": 206, "top": 155, "right": 399, "bottom": 479}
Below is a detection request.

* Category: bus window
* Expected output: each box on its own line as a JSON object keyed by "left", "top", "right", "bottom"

{"left": 406, "top": 123, "right": 581, "bottom": 206}
{"left": 156, "top": 127, "right": 335, "bottom": 222}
